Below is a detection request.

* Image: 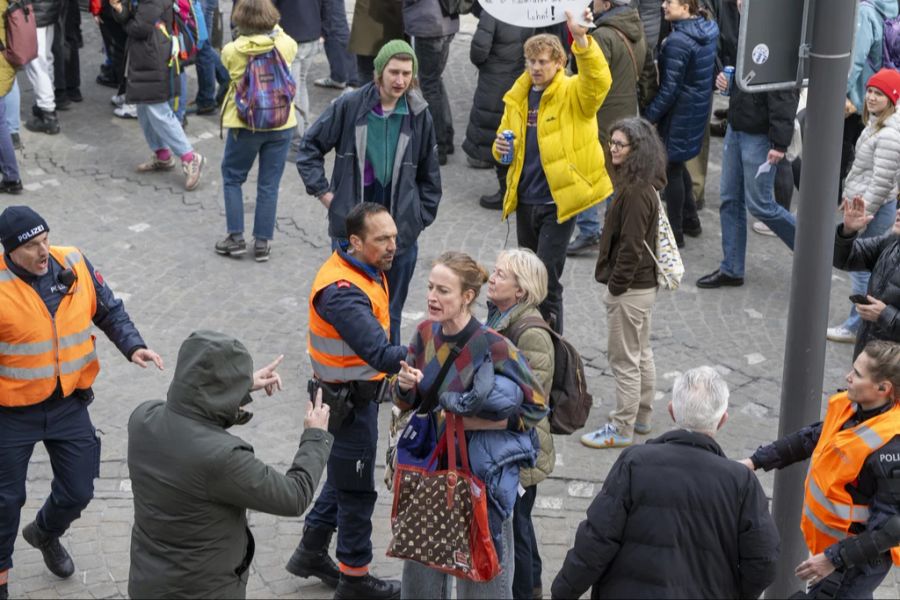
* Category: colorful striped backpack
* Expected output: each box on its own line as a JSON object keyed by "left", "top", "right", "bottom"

{"left": 234, "top": 44, "right": 296, "bottom": 131}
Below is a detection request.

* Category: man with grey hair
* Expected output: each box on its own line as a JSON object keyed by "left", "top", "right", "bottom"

{"left": 552, "top": 367, "right": 779, "bottom": 599}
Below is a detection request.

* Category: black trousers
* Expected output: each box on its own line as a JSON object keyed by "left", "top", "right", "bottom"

{"left": 512, "top": 485, "right": 542, "bottom": 599}
{"left": 99, "top": 5, "right": 128, "bottom": 90}
{"left": 52, "top": 0, "right": 82, "bottom": 94}
{"left": 414, "top": 34, "right": 455, "bottom": 151}
{"left": 663, "top": 161, "right": 699, "bottom": 244}
{"left": 516, "top": 202, "right": 576, "bottom": 334}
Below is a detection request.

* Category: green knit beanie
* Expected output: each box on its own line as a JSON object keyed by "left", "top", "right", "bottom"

{"left": 374, "top": 39, "right": 418, "bottom": 78}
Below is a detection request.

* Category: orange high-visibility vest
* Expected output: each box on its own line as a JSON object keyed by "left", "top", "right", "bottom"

{"left": 801, "top": 391, "right": 900, "bottom": 565}
{"left": 308, "top": 251, "right": 390, "bottom": 383}
{"left": 0, "top": 246, "right": 99, "bottom": 407}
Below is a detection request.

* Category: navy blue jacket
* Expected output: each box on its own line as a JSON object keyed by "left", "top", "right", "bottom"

{"left": 643, "top": 16, "right": 718, "bottom": 162}
{"left": 297, "top": 83, "right": 442, "bottom": 251}
{"left": 312, "top": 247, "right": 406, "bottom": 374}
{"left": 275, "top": 0, "right": 321, "bottom": 44}
{"left": 4, "top": 250, "right": 147, "bottom": 397}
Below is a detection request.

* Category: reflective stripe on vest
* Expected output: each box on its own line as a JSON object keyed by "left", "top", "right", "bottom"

{"left": 800, "top": 392, "right": 900, "bottom": 566}
{"left": 307, "top": 251, "right": 390, "bottom": 383}
{"left": 0, "top": 247, "right": 100, "bottom": 407}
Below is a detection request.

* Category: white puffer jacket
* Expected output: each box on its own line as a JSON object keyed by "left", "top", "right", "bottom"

{"left": 843, "top": 111, "right": 900, "bottom": 217}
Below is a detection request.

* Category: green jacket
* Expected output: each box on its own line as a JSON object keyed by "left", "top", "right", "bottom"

{"left": 491, "top": 304, "right": 556, "bottom": 487}
{"left": 127, "top": 331, "right": 333, "bottom": 599}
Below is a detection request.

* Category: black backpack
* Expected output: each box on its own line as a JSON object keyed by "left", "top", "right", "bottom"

{"left": 438, "top": 0, "right": 475, "bottom": 17}
{"left": 507, "top": 316, "right": 593, "bottom": 434}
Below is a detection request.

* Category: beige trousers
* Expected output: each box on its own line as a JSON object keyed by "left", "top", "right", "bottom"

{"left": 604, "top": 286, "right": 657, "bottom": 437}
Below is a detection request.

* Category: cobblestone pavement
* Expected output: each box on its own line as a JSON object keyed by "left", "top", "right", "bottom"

{"left": 5, "top": 6, "right": 899, "bottom": 600}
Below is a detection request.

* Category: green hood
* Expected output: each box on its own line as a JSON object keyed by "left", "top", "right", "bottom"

{"left": 166, "top": 330, "right": 254, "bottom": 429}
{"left": 596, "top": 6, "right": 645, "bottom": 43}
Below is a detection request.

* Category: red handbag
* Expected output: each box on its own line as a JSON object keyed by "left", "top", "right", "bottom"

{"left": 387, "top": 414, "right": 502, "bottom": 582}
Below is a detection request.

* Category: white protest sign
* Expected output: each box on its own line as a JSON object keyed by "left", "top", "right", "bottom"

{"left": 479, "top": 0, "right": 592, "bottom": 29}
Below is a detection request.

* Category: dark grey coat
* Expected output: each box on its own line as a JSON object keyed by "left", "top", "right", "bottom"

{"left": 833, "top": 225, "right": 900, "bottom": 358}
{"left": 127, "top": 331, "right": 332, "bottom": 599}
{"left": 114, "top": 0, "right": 173, "bottom": 105}
{"left": 297, "top": 83, "right": 442, "bottom": 251}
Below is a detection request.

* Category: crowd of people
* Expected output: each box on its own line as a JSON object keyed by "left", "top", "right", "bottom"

{"left": 2, "top": 0, "right": 900, "bottom": 599}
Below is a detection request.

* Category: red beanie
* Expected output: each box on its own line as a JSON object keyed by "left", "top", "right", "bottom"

{"left": 867, "top": 68, "right": 900, "bottom": 105}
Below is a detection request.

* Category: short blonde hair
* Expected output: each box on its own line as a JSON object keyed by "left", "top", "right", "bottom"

{"left": 496, "top": 248, "right": 548, "bottom": 308}
{"left": 523, "top": 34, "right": 567, "bottom": 68}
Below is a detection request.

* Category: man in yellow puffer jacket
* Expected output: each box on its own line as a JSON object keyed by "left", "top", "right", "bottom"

{"left": 493, "top": 8, "right": 613, "bottom": 334}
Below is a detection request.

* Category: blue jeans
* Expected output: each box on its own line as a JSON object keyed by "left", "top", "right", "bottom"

{"left": 195, "top": 0, "right": 228, "bottom": 107}
{"left": 0, "top": 95, "right": 19, "bottom": 182}
{"left": 0, "top": 394, "right": 100, "bottom": 571}
{"left": 221, "top": 128, "right": 292, "bottom": 240}
{"left": 574, "top": 199, "right": 610, "bottom": 239}
{"left": 321, "top": 0, "right": 357, "bottom": 85}
{"left": 400, "top": 516, "right": 515, "bottom": 599}
{"left": 136, "top": 101, "right": 193, "bottom": 157}
{"left": 718, "top": 127, "right": 796, "bottom": 278}
{"left": 843, "top": 199, "right": 898, "bottom": 331}
{"left": 304, "top": 401, "right": 379, "bottom": 568}
{"left": 330, "top": 237, "right": 417, "bottom": 344}
{"left": 3, "top": 79, "right": 20, "bottom": 134}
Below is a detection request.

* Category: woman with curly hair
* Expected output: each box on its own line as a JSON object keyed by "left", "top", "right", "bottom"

{"left": 582, "top": 117, "right": 666, "bottom": 449}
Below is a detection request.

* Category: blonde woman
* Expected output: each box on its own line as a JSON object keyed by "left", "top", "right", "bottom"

{"left": 485, "top": 248, "right": 555, "bottom": 600}
{"left": 828, "top": 68, "right": 900, "bottom": 344}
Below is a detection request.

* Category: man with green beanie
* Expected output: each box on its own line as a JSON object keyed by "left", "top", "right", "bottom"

{"left": 298, "top": 39, "right": 441, "bottom": 349}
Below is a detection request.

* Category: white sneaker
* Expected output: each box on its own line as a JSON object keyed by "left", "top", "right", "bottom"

{"left": 114, "top": 104, "right": 138, "bottom": 119}
{"left": 752, "top": 221, "right": 777, "bottom": 236}
{"left": 826, "top": 325, "right": 857, "bottom": 343}
{"left": 110, "top": 94, "right": 126, "bottom": 107}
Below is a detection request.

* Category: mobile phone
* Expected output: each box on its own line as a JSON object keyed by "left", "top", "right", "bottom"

{"left": 849, "top": 294, "right": 871, "bottom": 305}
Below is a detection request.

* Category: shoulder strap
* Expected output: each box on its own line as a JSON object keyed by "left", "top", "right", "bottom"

{"left": 420, "top": 324, "right": 479, "bottom": 414}
{"left": 609, "top": 26, "right": 639, "bottom": 79}
{"left": 506, "top": 315, "right": 553, "bottom": 346}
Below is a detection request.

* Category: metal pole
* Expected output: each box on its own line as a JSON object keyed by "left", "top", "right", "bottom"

{"left": 767, "top": 0, "right": 856, "bottom": 597}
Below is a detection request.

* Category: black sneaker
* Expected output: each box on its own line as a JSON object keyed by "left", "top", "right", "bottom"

{"left": 54, "top": 93, "right": 71, "bottom": 111}
{"left": 25, "top": 110, "right": 60, "bottom": 135}
{"left": 22, "top": 521, "right": 75, "bottom": 579}
{"left": 67, "top": 88, "right": 84, "bottom": 103}
{"left": 334, "top": 573, "right": 401, "bottom": 600}
{"left": 254, "top": 240, "right": 270, "bottom": 262}
{"left": 566, "top": 234, "right": 601, "bottom": 256}
{"left": 0, "top": 179, "right": 23, "bottom": 194}
{"left": 215, "top": 234, "right": 247, "bottom": 257}
{"left": 285, "top": 544, "right": 340, "bottom": 588}
{"left": 96, "top": 73, "right": 119, "bottom": 88}
{"left": 479, "top": 190, "right": 503, "bottom": 210}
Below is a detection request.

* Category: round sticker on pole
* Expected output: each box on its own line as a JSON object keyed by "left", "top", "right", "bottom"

{"left": 752, "top": 43, "right": 770, "bottom": 65}
{"left": 479, "top": 0, "right": 593, "bottom": 28}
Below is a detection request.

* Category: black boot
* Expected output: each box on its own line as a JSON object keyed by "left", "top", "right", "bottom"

{"left": 480, "top": 168, "right": 506, "bottom": 210}
{"left": 334, "top": 573, "right": 401, "bottom": 600}
{"left": 22, "top": 521, "right": 74, "bottom": 578}
{"left": 25, "top": 109, "right": 60, "bottom": 135}
{"left": 285, "top": 526, "right": 340, "bottom": 588}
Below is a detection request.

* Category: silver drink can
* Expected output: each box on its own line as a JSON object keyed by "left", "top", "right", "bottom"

{"left": 500, "top": 130, "right": 515, "bottom": 165}
{"left": 721, "top": 66, "right": 735, "bottom": 96}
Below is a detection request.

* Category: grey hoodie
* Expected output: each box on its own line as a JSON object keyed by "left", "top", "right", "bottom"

{"left": 127, "top": 330, "right": 333, "bottom": 599}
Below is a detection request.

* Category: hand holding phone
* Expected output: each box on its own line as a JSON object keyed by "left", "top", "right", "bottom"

{"left": 850, "top": 294, "right": 871, "bottom": 305}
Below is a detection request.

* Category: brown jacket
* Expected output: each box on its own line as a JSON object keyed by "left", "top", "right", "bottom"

{"left": 595, "top": 176, "right": 664, "bottom": 296}
{"left": 349, "top": 0, "right": 405, "bottom": 57}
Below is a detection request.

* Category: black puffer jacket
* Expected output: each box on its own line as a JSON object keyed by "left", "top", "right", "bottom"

{"left": 114, "top": 0, "right": 173, "bottom": 104}
{"left": 833, "top": 225, "right": 900, "bottom": 358}
{"left": 32, "top": 0, "right": 61, "bottom": 28}
{"left": 551, "top": 429, "right": 779, "bottom": 600}
{"left": 727, "top": 85, "right": 799, "bottom": 151}
{"left": 462, "top": 11, "right": 535, "bottom": 164}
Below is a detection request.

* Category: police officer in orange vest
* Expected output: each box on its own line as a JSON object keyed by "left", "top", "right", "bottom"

{"left": 285, "top": 202, "right": 406, "bottom": 600}
{"left": 740, "top": 340, "right": 900, "bottom": 598}
{"left": 0, "top": 206, "right": 162, "bottom": 600}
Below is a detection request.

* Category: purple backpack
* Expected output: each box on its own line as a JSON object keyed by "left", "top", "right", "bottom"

{"left": 234, "top": 46, "right": 296, "bottom": 130}
{"left": 862, "top": 0, "right": 900, "bottom": 71}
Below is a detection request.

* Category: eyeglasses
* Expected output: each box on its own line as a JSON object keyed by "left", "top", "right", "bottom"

{"left": 608, "top": 140, "right": 631, "bottom": 151}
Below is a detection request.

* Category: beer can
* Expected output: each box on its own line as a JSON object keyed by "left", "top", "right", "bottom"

{"left": 500, "top": 130, "right": 515, "bottom": 165}
{"left": 721, "top": 66, "right": 735, "bottom": 96}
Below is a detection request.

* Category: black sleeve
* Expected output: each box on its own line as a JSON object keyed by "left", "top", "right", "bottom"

{"left": 737, "top": 475, "right": 780, "bottom": 598}
{"left": 551, "top": 454, "right": 632, "bottom": 599}
{"left": 751, "top": 422, "right": 823, "bottom": 471}
{"left": 766, "top": 89, "right": 800, "bottom": 151}
{"left": 84, "top": 255, "right": 147, "bottom": 360}
{"left": 834, "top": 227, "right": 897, "bottom": 273}
{"left": 314, "top": 283, "right": 406, "bottom": 374}
{"left": 296, "top": 98, "right": 345, "bottom": 197}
